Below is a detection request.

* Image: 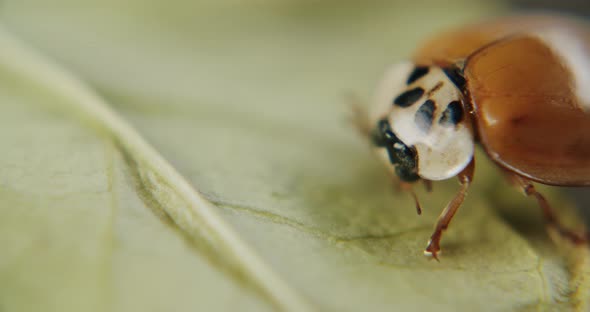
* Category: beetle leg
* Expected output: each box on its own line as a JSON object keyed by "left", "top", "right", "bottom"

{"left": 424, "top": 158, "right": 475, "bottom": 260}
{"left": 400, "top": 181, "right": 422, "bottom": 215}
{"left": 423, "top": 179, "right": 433, "bottom": 193}
{"left": 508, "top": 175, "right": 588, "bottom": 245}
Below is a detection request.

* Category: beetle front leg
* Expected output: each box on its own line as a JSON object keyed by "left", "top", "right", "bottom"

{"left": 507, "top": 174, "right": 588, "bottom": 245}
{"left": 424, "top": 158, "right": 475, "bottom": 260}
{"left": 400, "top": 181, "right": 423, "bottom": 215}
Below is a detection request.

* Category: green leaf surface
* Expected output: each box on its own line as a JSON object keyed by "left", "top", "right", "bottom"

{"left": 0, "top": 1, "right": 589, "bottom": 311}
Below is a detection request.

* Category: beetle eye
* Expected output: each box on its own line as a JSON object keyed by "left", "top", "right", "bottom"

{"left": 385, "top": 145, "right": 400, "bottom": 164}
{"left": 371, "top": 118, "right": 419, "bottom": 181}
{"left": 371, "top": 119, "right": 395, "bottom": 147}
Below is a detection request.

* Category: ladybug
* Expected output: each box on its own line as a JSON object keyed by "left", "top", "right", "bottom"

{"left": 353, "top": 14, "right": 590, "bottom": 260}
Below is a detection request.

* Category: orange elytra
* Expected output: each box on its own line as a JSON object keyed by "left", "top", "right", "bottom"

{"left": 355, "top": 14, "right": 590, "bottom": 259}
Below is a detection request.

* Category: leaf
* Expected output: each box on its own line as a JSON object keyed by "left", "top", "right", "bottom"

{"left": 0, "top": 1, "right": 589, "bottom": 311}
{"left": 0, "top": 24, "right": 301, "bottom": 312}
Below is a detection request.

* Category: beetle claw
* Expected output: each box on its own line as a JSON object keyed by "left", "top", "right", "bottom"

{"left": 424, "top": 239, "right": 441, "bottom": 261}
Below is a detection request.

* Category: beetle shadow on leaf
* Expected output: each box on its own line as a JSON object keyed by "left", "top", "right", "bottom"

{"left": 294, "top": 147, "right": 455, "bottom": 265}
{"left": 296, "top": 157, "right": 423, "bottom": 238}
{"left": 568, "top": 187, "right": 590, "bottom": 226}
{"left": 482, "top": 180, "right": 581, "bottom": 249}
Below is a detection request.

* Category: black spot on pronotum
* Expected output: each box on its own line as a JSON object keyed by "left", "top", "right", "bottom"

{"left": 393, "top": 87, "right": 424, "bottom": 108}
{"left": 442, "top": 67, "right": 466, "bottom": 91}
{"left": 439, "top": 101, "right": 464, "bottom": 126}
{"left": 406, "top": 66, "right": 429, "bottom": 85}
{"left": 415, "top": 99, "right": 436, "bottom": 132}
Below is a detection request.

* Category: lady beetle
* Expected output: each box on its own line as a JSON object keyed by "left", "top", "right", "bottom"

{"left": 354, "top": 14, "right": 590, "bottom": 260}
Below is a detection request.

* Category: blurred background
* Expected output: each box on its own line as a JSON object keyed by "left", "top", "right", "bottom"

{"left": 514, "top": 0, "right": 590, "bottom": 14}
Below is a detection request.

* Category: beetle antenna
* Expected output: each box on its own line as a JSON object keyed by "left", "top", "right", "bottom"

{"left": 345, "top": 92, "right": 372, "bottom": 139}
{"left": 410, "top": 189, "right": 423, "bottom": 215}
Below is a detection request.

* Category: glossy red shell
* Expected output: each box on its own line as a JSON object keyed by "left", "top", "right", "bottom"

{"left": 412, "top": 15, "right": 590, "bottom": 186}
